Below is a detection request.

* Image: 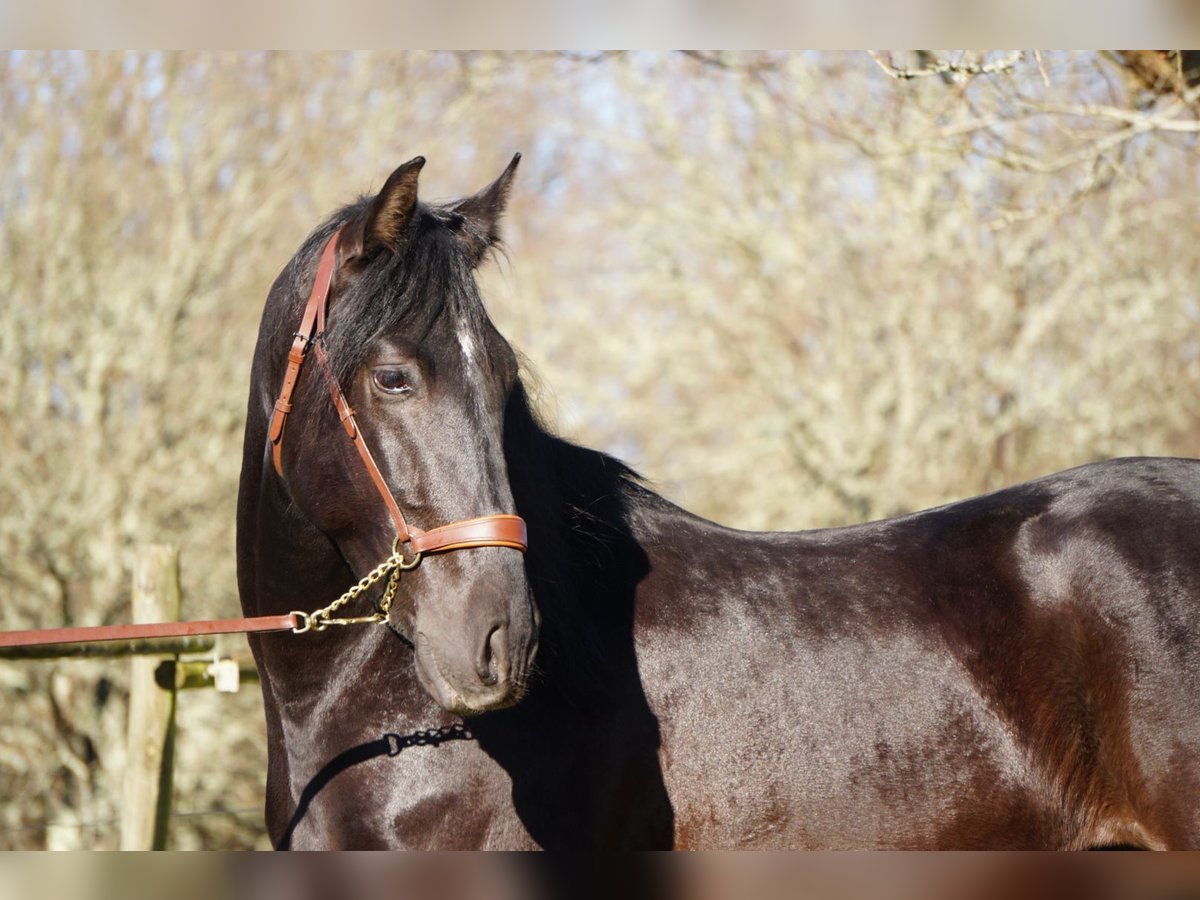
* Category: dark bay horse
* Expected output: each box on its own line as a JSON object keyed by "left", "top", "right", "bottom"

{"left": 237, "top": 157, "right": 1200, "bottom": 849}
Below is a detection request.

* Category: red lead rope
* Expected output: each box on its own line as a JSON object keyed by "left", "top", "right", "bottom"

{"left": 0, "top": 614, "right": 300, "bottom": 648}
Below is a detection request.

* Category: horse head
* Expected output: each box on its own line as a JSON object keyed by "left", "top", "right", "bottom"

{"left": 269, "top": 155, "right": 538, "bottom": 715}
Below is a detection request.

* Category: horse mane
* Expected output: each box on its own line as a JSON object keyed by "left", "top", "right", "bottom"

{"left": 502, "top": 378, "right": 658, "bottom": 706}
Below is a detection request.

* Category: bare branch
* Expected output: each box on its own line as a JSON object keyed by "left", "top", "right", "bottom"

{"left": 868, "top": 50, "right": 1024, "bottom": 81}
{"left": 1022, "top": 99, "right": 1200, "bottom": 132}
{"left": 554, "top": 50, "right": 623, "bottom": 65}
{"left": 1034, "top": 51, "right": 1050, "bottom": 87}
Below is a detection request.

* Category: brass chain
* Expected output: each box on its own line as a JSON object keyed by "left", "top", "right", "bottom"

{"left": 291, "top": 537, "right": 421, "bottom": 633}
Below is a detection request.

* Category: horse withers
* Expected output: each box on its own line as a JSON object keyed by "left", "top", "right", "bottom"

{"left": 237, "top": 156, "right": 1199, "bottom": 849}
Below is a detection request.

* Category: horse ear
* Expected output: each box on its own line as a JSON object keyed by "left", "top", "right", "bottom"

{"left": 453, "top": 153, "right": 521, "bottom": 259}
{"left": 344, "top": 156, "right": 425, "bottom": 259}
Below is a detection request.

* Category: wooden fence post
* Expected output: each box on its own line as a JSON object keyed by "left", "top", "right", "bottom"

{"left": 119, "top": 544, "right": 180, "bottom": 851}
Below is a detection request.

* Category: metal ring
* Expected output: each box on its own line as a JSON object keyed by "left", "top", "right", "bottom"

{"left": 290, "top": 611, "right": 311, "bottom": 634}
{"left": 391, "top": 536, "right": 422, "bottom": 570}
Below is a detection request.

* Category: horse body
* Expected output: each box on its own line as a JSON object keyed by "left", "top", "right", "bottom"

{"left": 627, "top": 456, "right": 1200, "bottom": 848}
{"left": 237, "top": 159, "right": 1199, "bottom": 850}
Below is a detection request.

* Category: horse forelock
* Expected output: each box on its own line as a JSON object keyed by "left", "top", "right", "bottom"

{"left": 270, "top": 199, "right": 497, "bottom": 393}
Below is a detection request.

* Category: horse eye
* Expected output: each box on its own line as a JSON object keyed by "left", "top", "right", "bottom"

{"left": 372, "top": 368, "right": 411, "bottom": 395}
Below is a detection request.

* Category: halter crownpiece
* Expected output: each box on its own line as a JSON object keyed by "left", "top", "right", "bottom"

{"left": 268, "top": 226, "right": 528, "bottom": 558}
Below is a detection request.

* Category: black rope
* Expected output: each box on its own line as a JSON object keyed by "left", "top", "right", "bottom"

{"left": 275, "top": 723, "right": 473, "bottom": 850}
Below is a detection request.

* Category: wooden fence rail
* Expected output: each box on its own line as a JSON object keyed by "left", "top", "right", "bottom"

{"left": 0, "top": 636, "right": 216, "bottom": 660}
{"left": 0, "top": 544, "right": 253, "bottom": 850}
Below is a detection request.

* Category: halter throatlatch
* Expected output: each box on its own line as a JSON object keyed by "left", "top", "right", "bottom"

{"left": 268, "top": 227, "right": 527, "bottom": 631}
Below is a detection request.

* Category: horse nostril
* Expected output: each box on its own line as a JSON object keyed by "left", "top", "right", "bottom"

{"left": 477, "top": 624, "right": 508, "bottom": 687}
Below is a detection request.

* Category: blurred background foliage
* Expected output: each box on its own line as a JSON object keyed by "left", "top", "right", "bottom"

{"left": 2, "top": 50, "right": 1200, "bottom": 848}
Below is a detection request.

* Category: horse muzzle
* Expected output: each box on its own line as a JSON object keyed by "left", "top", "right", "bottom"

{"left": 413, "top": 624, "right": 530, "bottom": 715}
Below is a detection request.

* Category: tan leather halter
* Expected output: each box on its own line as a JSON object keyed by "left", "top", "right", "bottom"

{"left": 268, "top": 226, "right": 528, "bottom": 558}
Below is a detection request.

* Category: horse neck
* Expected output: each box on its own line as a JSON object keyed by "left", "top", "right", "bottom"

{"left": 507, "top": 422, "right": 718, "bottom": 706}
